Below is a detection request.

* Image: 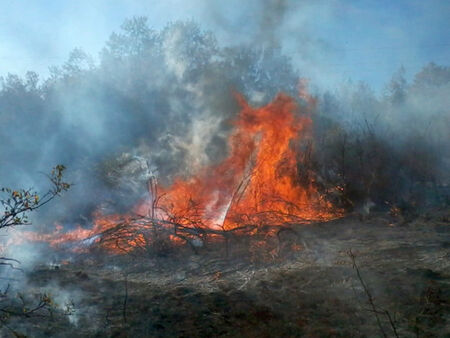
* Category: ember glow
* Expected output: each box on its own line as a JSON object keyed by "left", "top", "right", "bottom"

{"left": 21, "top": 92, "right": 340, "bottom": 252}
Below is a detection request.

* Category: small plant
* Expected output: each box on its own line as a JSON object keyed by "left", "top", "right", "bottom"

{"left": 0, "top": 165, "right": 71, "bottom": 229}
{"left": 0, "top": 165, "right": 71, "bottom": 335}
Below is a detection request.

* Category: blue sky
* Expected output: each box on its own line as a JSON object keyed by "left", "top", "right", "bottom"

{"left": 0, "top": 0, "right": 448, "bottom": 92}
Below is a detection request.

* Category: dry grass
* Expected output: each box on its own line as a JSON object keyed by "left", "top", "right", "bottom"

{"left": 2, "top": 209, "right": 449, "bottom": 337}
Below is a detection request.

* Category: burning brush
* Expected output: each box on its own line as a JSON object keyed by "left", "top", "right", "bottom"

{"left": 19, "top": 92, "right": 341, "bottom": 254}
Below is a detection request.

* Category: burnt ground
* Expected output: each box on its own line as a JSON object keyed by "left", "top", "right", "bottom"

{"left": 2, "top": 208, "right": 449, "bottom": 337}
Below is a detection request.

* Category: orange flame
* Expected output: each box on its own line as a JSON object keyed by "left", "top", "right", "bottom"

{"left": 15, "top": 91, "right": 340, "bottom": 253}
{"left": 151, "top": 92, "right": 335, "bottom": 230}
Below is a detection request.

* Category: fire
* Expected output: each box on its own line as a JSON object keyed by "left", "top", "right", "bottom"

{"left": 16, "top": 91, "right": 340, "bottom": 253}
{"left": 152, "top": 92, "right": 335, "bottom": 230}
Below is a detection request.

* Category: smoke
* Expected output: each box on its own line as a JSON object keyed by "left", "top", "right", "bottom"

{"left": 0, "top": 7, "right": 448, "bottom": 336}
{"left": 0, "top": 7, "right": 448, "bottom": 267}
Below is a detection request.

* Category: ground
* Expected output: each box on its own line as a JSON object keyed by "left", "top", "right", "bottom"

{"left": 2, "top": 208, "right": 449, "bottom": 337}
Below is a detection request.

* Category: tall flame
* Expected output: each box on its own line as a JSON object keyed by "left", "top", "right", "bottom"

{"left": 15, "top": 91, "right": 340, "bottom": 252}
{"left": 152, "top": 92, "right": 334, "bottom": 230}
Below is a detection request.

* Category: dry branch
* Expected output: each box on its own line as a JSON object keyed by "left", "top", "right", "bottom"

{"left": 90, "top": 212, "right": 300, "bottom": 256}
{"left": 348, "top": 249, "right": 399, "bottom": 338}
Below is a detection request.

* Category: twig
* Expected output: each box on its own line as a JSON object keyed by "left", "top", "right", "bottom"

{"left": 0, "top": 257, "right": 23, "bottom": 272}
{"left": 348, "top": 249, "right": 394, "bottom": 338}
{"left": 384, "top": 309, "right": 400, "bottom": 338}
{"left": 348, "top": 250, "right": 400, "bottom": 337}
{"left": 237, "top": 270, "right": 255, "bottom": 290}
{"left": 123, "top": 274, "right": 128, "bottom": 325}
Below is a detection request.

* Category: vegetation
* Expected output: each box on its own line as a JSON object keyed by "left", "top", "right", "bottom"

{"left": 0, "top": 166, "right": 71, "bottom": 335}
{"left": 0, "top": 165, "right": 71, "bottom": 230}
{"left": 0, "top": 17, "right": 448, "bottom": 336}
{"left": 1, "top": 18, "right": 448, "bottom": 220}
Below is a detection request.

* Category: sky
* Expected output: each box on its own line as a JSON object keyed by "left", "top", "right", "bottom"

{"left": 0, "top": 0, "right": 449, "bottom": 92}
